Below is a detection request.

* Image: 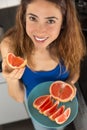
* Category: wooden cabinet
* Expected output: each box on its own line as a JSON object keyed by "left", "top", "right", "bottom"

{"left": 0, "top": 6, "right": 17, "bottom": 32}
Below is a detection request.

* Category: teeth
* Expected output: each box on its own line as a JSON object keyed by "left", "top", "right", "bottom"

{"left": 35, "top": 36, "right": 48, "bottom": 41}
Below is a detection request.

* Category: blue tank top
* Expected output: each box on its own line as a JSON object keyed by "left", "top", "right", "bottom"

{"left": 21, "top": 63, "right": 69, "bottom": 98}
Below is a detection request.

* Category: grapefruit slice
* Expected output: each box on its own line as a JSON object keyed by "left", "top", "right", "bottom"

{"left": 6, "top": 53, "right": 27, "bottom": 69}
{"left": 33, "top": 95, "right": 51, "bottom": 110}
{"left": 43, "top": 101, "right": 59, "bottom": 116}
{"left": 39, "top": 99, "right": 54, "bottom": 114}
{"left": 55, "top": 107, "right": 71, "bottom": 124}
{"left": 49, "top": 105, "right": 65, "bottom": 121}
{"left": 50, "top": 81, "right": 75, "bottom": 102}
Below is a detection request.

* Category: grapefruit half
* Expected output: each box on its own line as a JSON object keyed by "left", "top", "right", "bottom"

{"left": 6, "top": 53, "right": 27, "bottom": 69}
{"left": 50, "top": 81, "right": 75, "bottom": 102}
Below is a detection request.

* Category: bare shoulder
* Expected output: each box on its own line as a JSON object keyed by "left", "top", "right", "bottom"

{"left": 0, "top": 37, "right": 13, "bottom": 59}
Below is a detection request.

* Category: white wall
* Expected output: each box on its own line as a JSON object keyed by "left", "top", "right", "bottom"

{"left": 0, "top": 0, "right": 21, "bottom": 9}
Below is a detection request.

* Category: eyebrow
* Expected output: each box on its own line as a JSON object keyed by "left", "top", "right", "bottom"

{"left": 27, "top": 13, "right": 38, "bottom": 18}
{"left": 45, "top": 16, "right": 58, "bottom": 20}
{"left": 27, "top": 13, "right": 58, "bottom": 20}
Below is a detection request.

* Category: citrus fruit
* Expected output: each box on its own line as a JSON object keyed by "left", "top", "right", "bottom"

{"left": 6, "top": 53, "right": 27, "bottom": 69}
{"left": 39, "top": 99, "right": 54, "bottom": 114}
{"left": 50, "top": 81, "right": 75, "bottom": 102}
{"left": 49, "top": 105, "right": 65, "bottom": 121}
{"left": 43, "top": 101, "right": 59, "bottom": 116}
{"left": 33, "top": 95, "right": 51, "bottom": 110}
{"left": 55, "top": 107, "right": 71, "bottom": 124}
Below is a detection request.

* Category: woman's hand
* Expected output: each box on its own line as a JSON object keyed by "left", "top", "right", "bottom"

{"left": 3, "top": 68, "right": 25, "bottom": 80}
{"left": 2, "top": 58, "right": 25, "bottom": 80}
{"left": 66, "top": 80, "right": 77, "bottom": 100}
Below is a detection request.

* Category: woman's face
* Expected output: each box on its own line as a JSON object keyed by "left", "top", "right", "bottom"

{"left": 25, "top": 0, "right": 63, "bottom": 49}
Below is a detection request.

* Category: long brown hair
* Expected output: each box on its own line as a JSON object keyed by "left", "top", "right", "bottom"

{"left": 2, "top": 0, "right": 86, "bottom": 75}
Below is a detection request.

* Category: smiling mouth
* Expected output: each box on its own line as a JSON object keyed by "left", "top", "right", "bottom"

{"left": 34, "top": 36, "right": 48, "bottom": 42}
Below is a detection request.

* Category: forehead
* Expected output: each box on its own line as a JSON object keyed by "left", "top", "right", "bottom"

{"left": 26, "top": 0, "right": 62, "bottom": 17}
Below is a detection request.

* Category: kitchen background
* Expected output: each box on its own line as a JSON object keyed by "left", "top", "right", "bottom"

{"left": 0, "top": 0, "right": 87, "bottom": 130}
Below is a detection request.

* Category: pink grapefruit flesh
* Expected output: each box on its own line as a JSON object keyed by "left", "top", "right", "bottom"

{"left": 50, "top": 81, "right": 75, "bottom": 102}
{"left": 7, "top": 53, "right": 27, "bottom": 69}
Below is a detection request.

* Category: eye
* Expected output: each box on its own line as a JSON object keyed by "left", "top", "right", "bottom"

{"left": 29, "top": 16, "right": 37, "bottom": 22}
{"left": 47, "top": 19, "right": 55, "bottom": 24}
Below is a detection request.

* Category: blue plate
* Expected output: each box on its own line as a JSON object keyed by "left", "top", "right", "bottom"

{"left": 27, "top": 81, "right": 78, "bottom": 129}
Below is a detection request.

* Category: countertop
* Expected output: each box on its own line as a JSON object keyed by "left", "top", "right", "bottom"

{"left": 0, "top": 72, "right": 6, "bottom": 83}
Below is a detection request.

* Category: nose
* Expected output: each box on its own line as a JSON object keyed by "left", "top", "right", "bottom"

{"left": 36, "top": 23, "right": 46, "bottom": 34}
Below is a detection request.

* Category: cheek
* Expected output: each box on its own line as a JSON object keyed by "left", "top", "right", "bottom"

{"left": 26, "top": 22, "right": 35, "bottom": 36}
{"left": 49, "top": 26, "right": 61, "bottom": 38}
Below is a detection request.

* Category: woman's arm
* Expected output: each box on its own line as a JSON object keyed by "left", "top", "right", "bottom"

{"left": 6, "top": 78, "right": 25, "bottom": 102}
{"left": 67, "top": 72, "right": 79, "bottom": 84}
{"left": 0, "top": 38, "right": 25, "bottom": 102}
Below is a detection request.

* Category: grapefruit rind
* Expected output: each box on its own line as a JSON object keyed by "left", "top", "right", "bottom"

{"left": 70, "top": 86, "right": 77, "bottom": 101}
{"left": 6, "top": 53, "right": 27, "bottom": 69}
{"left": 50, "top": 81, "right": 75, "bottom": 102}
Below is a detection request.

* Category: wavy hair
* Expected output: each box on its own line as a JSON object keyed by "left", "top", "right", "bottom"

{"left": 3, "top": 0, "right": 86, "bottom": 75}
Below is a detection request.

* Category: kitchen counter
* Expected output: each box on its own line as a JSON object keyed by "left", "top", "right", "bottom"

{"left": 0, "top": 72, "right": 6, "bottom": 83}
{"left": 0, "top": 72, "right": 29, "bottom": 125}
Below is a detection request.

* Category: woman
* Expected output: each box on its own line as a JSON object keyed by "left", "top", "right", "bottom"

{"left": 0, "top": 0, "right": 86, "bottom": 103}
